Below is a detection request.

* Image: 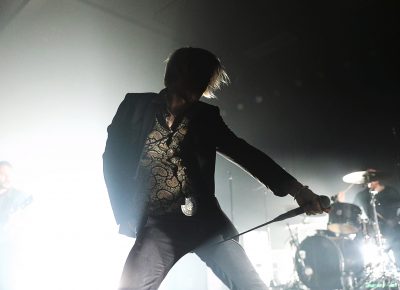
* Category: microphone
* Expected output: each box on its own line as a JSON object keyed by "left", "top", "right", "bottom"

{"left": 213, "top": 195, "right": 331, "bottom": 245}
{"left": 271, "top": 195, "right": 331, "bottom": 223}
{"left": 319, "top": 195, "right": 333, "bottom": 208}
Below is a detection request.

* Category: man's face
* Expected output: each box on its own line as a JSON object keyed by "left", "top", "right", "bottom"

{"left": 167, "top": 83, "right": 203, "bottom": 115}
{"left": 0, "top": 165, "right": 13, "bottom": 190}
{"left": 368, "top": 180, "right": 380, "bottom": 191}
{"left": 171, "top": 84, "right": 202, "bottom": 104}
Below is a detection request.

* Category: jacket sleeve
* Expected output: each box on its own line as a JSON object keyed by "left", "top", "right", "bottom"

{"left": 103, "top": 95, "right": 137, "bottom": 225}
{"left": 214, "top": 107, "right": 303, "bottom": 197}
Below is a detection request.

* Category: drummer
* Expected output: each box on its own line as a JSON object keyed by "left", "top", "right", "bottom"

{"left": 338, "top": 169, "right": 400, "bottom": 271}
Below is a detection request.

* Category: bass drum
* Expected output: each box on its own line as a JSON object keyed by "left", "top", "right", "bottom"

{"left": 295, "top": 234, "right": 364, "bottom": 290}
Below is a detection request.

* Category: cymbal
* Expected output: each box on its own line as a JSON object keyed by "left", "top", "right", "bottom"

{"left": 342, "top": 171, "right": 368, "bottom": 184}
{"left": 342, "top": 170, "right": 386, "bottom": 184}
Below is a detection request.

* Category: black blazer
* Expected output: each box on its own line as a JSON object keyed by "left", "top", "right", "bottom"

{"left": 103, "top": 91, "right": 302, "bottom": 237}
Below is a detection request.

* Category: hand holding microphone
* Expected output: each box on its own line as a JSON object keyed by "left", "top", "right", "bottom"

{"left": 293, "top": 186, "right": 331, "bottom": 215}
{"left": 212, "top": 186, "right": 331, "bottom": 244}
{"left": 213, "top": 185, "right": 331, "bottom": 244}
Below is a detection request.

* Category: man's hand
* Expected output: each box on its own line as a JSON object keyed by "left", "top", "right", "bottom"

{"left": 294, "top": 187, "right": 331, "bottom": 215}
{"left": 336, "top": 191, "right": 346, "bottom": 202}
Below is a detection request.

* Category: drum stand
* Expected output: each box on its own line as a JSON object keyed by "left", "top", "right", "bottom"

{"left": 355, "top": 190, "right": 400, "bottom": 290}
{"left": 278, "top": 224, "right": 308, "bottom": 290}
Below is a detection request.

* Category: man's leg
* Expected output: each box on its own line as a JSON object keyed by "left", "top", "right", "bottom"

{"left": 388, "top": 235, "right": 400, "bottom": 271}
{"left": 195, "top": 238, "right": 268, "bottom": 290}
{"left": 0, "top": 240, "right": 12, "bottom": 290}
{"left": 119, "top": 224, "right": 185, "bottom": 290}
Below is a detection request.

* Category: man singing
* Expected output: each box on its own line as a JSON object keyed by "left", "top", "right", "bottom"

{"left": 103, "top": 47, "right": 327, "bottom": 290}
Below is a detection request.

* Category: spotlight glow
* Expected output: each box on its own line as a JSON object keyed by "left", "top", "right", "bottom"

{"left": 7, "top": 167, "right": 134, "bottom": 290}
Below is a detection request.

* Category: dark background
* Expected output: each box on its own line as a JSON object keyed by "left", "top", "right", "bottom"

{"left": 0, "top": 0, "right": 399, "bottom": 266}
{"left": 1, "top": 0, "right": 399, "bottom": 229}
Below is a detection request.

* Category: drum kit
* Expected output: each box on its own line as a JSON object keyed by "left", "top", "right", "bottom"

{"left": 283, "top": 170, "right": 400, "bottom": 290}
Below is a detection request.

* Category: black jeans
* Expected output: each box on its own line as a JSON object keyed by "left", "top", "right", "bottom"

{"left": 386, "top": 234, "right": 400, "bottom": 270}
{"left": 119, "top": 215, "right": 268, "bottom": 290}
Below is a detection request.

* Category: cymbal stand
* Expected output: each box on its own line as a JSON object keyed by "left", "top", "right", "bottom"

{"left": 280, "top": 224, "right": 307, "bottom": 290}
{"left": 358, "top": 190, "right": 400, "bottom": 289}
{"left": 370, "top": 191, "right": 384, "bottom": 251}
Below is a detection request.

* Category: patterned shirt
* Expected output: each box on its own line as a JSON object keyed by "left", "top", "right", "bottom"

{"left": 138, "top": 111, "right": 194, "bottom": 216}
